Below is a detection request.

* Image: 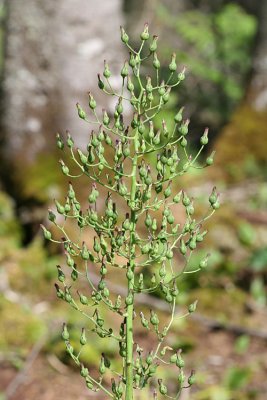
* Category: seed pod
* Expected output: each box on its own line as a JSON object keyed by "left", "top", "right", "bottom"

{"left": 188, "top": 300, "right": 198, "bottom": 313}
{"left": 140, "top": 312, "right": 149, "bottom": 328}
{"left": 125, "top": 293, "right": 133, "bottom": 305}
{"left": 56, "top": 133, "right": 64, "bottom": 150}
{"left": 178, "top": 67, "right": 186, "bottom": 81}
{"left": 169, "top": 52, "right": 177, "bottom": 72}
{"left": 81, "top": 242, "right": 90, "bottom": 260}
{"left": 55, "top": 283, "right": 64, "bottom": 299}
{"left": 86, "top": 378, "right": 93, "bottom": 390}
{"left": 179, "top": 239, "right": 187, "bottom": 255}
{"left": 103, "top": 60, "right": 111, "bottom": 78}
{"left": 59, "top": 160, "right": 69, "bottom": 175}
{"left": 150, "top": 310, "right": 159, "bottom": 326}
{"left": 80, "top": 327, "right": 87, "bottom": 345}
{"left": 57, "top": 265, "right": 65, "bottom": 282}
{"left": 41, "top": 225, "right": 52, "bottom": 240}
{"left": 120, "top": 26, "right": 129, "bottom": 44}
{"left": 174, "top": 107, "right": 184, "bottom": 123}
{"left": 127, "top": 76, "right": 134, "bottom": 92}
{"left": 200, "top": 128, "right": 209, "bottom": 145}
{"left": 158, "top": 81, "right": 166, "bottom": 96}
{"left": 158, "top": 379, "right": 167, "bottom": 395}
{"left": 176, "top": 350, "right": 185, "bottom": 368}
{"left": 78, "top": 291, "right": 88, "bottom": 305}
{"left": 80, "top": 364, "right": 89, "bottom": 378}
{"left": 153, "top": 52, "right": 160, "bottom": 69}
{"left": 66, "top": 131, "right": 74, "bottom": 148}
{"left": 62, "top": 323, "right": 69, "bottom": 340}
{"left": 150, "top": 35, "right": 158, "bottom": 52}
{"left": 121, "top": 61, "right": 129, "bottom": 78}
{"left": 97, "top": 74, "right": 105, "bottom": 90}
{"left": 145, "top": 212, "right": 152, "bottom": 228}
{"left": 206, "top": 151, "right": 215, "bottom": 166}
{"left": 102, "top": 109, "right": 110, "bottom": 126}
{"left": 76, "top": 103, "right": 86, "bottom": 119}
{"left": 140, "top": 23, "right": 149, "bottom": 40}
{"left": 188, "top": 370, "right": 196, "bottom": 386}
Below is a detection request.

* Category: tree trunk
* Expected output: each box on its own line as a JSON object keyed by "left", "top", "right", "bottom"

{"left": 0, "top": 0, "right": 125, "bottom": 202}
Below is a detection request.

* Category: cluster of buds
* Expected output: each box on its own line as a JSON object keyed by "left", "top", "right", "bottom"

{"left": 44, "top": 23, "right": 219, "bottom": 399}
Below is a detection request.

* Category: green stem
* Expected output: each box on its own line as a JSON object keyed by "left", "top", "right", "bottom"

{"left": 125, "top": 132, "right": 138, "bottom": 400}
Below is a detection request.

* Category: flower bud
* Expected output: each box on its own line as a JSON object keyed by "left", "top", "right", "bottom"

{"left": 57, "top": 265, "right": 65, "bottom": 282}
{"left": 66, "top": 131, "right": 74, "bottom": 148}
{"left": 179, "top": 239, "right": 187, "bottom": 255}
{"left": 158, "top": 379, "right": 167, "bottom": 395}
{"left": 102, "top": 109, "right": 110, "bottom": 126}
{"left": 150, "top": 310, "right": 159, "bottom": 326}
{"left": 178, "top": 66, "right": 186, "bottom": 81}
{"left": 59, "top": 160, "right": 69, "bottom": 176}
{"left": 200, "top": 128, "right": 209, "bottom": 145}
{"left": 97, "top": 74, "right": 105, "bottom": 90}
{"left": 80, "top": 364, "right": 89, "bottom": 378}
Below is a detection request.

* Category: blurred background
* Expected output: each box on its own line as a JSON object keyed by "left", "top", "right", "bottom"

{"left": 0, "top": 0, "right": 267, "bottom": 399}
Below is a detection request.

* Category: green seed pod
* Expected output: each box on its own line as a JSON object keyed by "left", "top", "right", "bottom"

{"left": 64, "top": 287, "right": 72, "bottom": 303}
{"left": 159, "top": 263, "right": 166, "bottom": 278}
{"left": 123, "top": 214, "right": 131, "bottom": 230}
{"left": 81, "top": 243, "right": 90, "bottom": 260}
{"left": 78, "top": 291, "right": 88, "bottom": 305}
{"left": 127, "top": 76, "right": 134, "bottom": 92}
{"left": 189, "top": 235, "right": 197, "bottom": 250}
{"left": 153, "top": 52, "right": 160, "bottom": 69}
{"left": 66, "top": 131, "right": 74, "bottom": 148}
{"left": 150, "top": 35, "right": 158, "bottom": 52}
{"left": 76, "top": 103, "right": 86, "bottom": 119}
{"left": 158, "top": 81, "right": 166, "bottom": 96}
{"left": 140, "top": 311, "right": 149, "bottom": 328}
{"left": 188, "top": 300, "right": 198, "bottom": 313}
{"left": 77, "top": 149, "right": 88, "bottom": 165}
{"left": 103, "top": 60, "right": 111, "bottom": 78}
{"left": 176, "top": 351, "right": 185, "bottom": 368}
{"left": 199, "top": 254, "right": 210, "bottom": 269}
{"left": 57, "top": 265, "right": 65, "bottom": 282}
{"left": 145, "top": 212, "right": 152, "bottom": 228}
{"left": 102, "top": 287, "right": 110, "bottom": 298}
{"left": 178, "top": 67, "right": 186, "bottom": 81}
{"left": 125, "top": 293, "right": 133, "bottom": 305}
{"left": 141, "top": 243, "right": 150, "bottom": 254}
{"left": 170, "top": 353, "right": 178, "bottom": 364}
{"left": 80, "top": 327, "right": 87, "bottom": 345}
{"left": 56, "top": 133, "right": 64, "bottom": 150}
{"left": 140, "top": 23, "right": 150, "bottom": 40}
{"left": 120, "top": 26, "right": 129, "bottom": 44}
{"left": 169, "top": 52, "right": 177, "bottom": 72}
{"left": 158, "top": 379, "right": 167, "bottom": 395}
{"left": 164, "top": 184, "right": 171, "bottom": 198}
{"left": 55, "top": 283, "right": 64, "bottom": 299}
{"left": 126, "top": 268, "right": 134, "bottom": 280}
{"left": 62, "top": 323, "right": 69, "bottom": 340}
{"left": 180, "top": 137, "right": 187, "bottom": 148}
{"left": 59, "top": 160, "right": 69, "bottom": 176}
{"left": 148, "top": 363, "right": 159, "bottom": 376}
{"left": 116, "top": 97, "right": 123, "bottom": 114}
{"left": 209, "top": 186, "right": 217, "bottom": 205}
{"left": 41, "top": 225, "right": 52, "bottom": 240}
{"left": 188, "top": 370, "right": 196, "bottom": 386}
{"left": 174, "top": 107, "right": 184, "bottom": 123}
{"left": 80, "top": 365, "right": 89, "bottom": 378}
{"left": 97, "top": 74, "right": 105, "bottom": 90}
{"left": 196, "top": 230, "right": 207, "bottom": 242}
{"left": 102, "top": 109, "right": 110, "bottom": 126}
{"left": 206, "top": 151, "right": 215, "bottom": 166}
{"left": 121, "top": 61, "right": 129, "bottom": 78}
{"left": 115, "top": 295, "right": 121, "bottom": 309}
{"left": 86, "top": 378, "right": 93, "bottom": 390}
{"left": 200, "top": 127, "right": 209, "bottom": 145}
{"left": 179, "top": 239, "right": 187, "bottom": 255}
{"left": 167, "top": 213, "right": 174, "bottom": 224}
{"left": 146, "top": 352, "right": 153, "bottom": 365}
{"left": 150, "top": 311, "right": 159, "bottom": 326}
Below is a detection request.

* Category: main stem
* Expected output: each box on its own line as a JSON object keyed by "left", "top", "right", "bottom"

{"left": 125, "top": 133, "right": 138, "bottom": 400}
